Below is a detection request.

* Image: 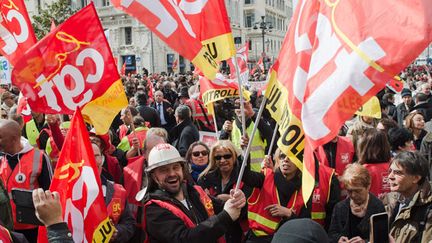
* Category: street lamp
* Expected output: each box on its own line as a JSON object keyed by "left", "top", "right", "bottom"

{"left": 253, "top": 16, "right": 273, "bottom": 72}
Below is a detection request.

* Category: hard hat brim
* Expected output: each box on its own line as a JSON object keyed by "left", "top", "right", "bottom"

{"left": 146, "top": 157, "right": 186, "bottom": 172}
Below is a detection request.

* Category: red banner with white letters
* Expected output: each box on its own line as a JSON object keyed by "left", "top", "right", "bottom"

{"left": 265, "top": 0, "right": 432, "bottom": 202}
{"left": 110, "top": 0, "right": 234, "bottom": 80}
{"left": 0, "top": 0, "right": 37, "bottom": 65}
{"left": 45, "top": 108, "right": 114, "bottom": 242}
{"left": 12, "top": 4, "right": 128, "bottom": 134}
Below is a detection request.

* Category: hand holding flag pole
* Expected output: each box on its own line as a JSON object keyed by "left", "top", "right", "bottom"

{"left": 235, "top": 77, "right": 269, "bottom": 191}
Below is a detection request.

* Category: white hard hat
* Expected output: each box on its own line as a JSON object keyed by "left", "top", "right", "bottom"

{"left": 146, "top": 143, "right": 185, "bottom": 172}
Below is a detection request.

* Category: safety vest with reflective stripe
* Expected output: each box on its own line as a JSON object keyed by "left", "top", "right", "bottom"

{"left": 247, "top": 168, "right": 304, "bottom": 237}
{"left": 0, "top": 149, "right": 43, "bottom": 230}
{"left": 232, "top": 121, "right": 267, "bottom": 172}
{"left": 117, "top": 126, "right": 148, "bottom": 152}
{"left": 143, "top": 185, "right": 225, "bottom": 243}
{"left": 186, "top": 99, "right": 215, "bottom": 131}
{"left": 107, "top": 182, "right": 127, "bottom": 224}
{"left": 311, "top": 165, "right": 334, "bottom": 226}
{"left": 0, "top": 225, "right": 12, "bottom": 243}
{"left": 315, "top": 136, "right": 354, "bottom": 176}
{"left": 25, "top": 119, "right": 41, "bottom": 147}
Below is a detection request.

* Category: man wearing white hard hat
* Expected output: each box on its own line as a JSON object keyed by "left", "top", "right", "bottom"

{"left": 140, "top": 143, "right": 246, "bottom": 242}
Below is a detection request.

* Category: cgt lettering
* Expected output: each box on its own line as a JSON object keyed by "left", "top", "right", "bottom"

{"left": 37, "top": 48, "right": 104, "bottom": 111}
{"left": 0, "top": 7, "right": 30, "bottom": 55}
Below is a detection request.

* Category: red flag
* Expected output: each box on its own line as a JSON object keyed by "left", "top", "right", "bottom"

{"left": 228, "top": 42, "right": 249, "bottom": 79}
{"left": 265, "top": 0, "right": 432, "bottom": 202}
{"left": 41, "top": 108, "right": 114, "bottom": 242}
{"left": 0, "top": 0, "right": 37, "bottom": 65}
{"left": 120, "top": 62, "right": 126, "bottom": 75}
{"left": 172, "top": 58, "right": 178, "bottom": 72}
{"left": 50, "top": 19, "right": 56, "bottom": 32}
{"left": 12, "top": 3, "right": 128, "bottom": 134}
{"left": 16, "top": 92, "right": 32, "bottom": 123}
{"left": 250, "top": 56, "right": 264, "bottom": 75}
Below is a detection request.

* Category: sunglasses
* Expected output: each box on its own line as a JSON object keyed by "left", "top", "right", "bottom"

{"left": 192, "top": 150, "right": 209, "bottom": 157}
{"left": 215, "top": 154, "right": 233, "bottom": 161}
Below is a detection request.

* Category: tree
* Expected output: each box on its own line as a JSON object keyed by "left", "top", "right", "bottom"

{"left": 32, "top": 0, "right": 77, "bottom": 40}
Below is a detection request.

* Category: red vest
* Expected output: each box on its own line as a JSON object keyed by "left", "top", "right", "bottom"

{"left": 107, "top": 183, "right": 127, "bottom": 224}
{"left": 363, "top": 163, "right": 390, "bottom": 198}
{"left": 311, "top": 165, "right": 334, "bottom": 226}
{"left": 247, "top": 168, "right": 304, "bottom": 236}
{"left": 316, "top": 136, "right": 354, "bottom": 176}
{"left": 143, "top": 185, "right": 224, "bottom": 243}
{"left": 0, "top": 149, "right": 43, "bottom": 230}
{"left": 186, "top": 99, "right": 215, "bottom": 131}
{"left": 119, "top": 125, "right": 129, "bottom": 140}
{"left": 0, "top": 225, "right": 12, "bottom": 243}
{"left": 126, "top": 128, "right": 148, "bottom": 148}
{"left": 38, "top": 128, "right": 60, "bottom": 163}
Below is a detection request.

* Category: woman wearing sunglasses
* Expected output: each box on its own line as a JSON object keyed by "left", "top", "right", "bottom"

{"left": 185, "top": 141, "right": 210, "bottom": 182}
{"left": 198, "top": 140, "right": 248, "bottom": 243}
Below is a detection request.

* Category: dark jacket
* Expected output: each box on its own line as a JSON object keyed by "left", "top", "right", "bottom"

{"left": 198, "top": 165, "right": 251, "bottom": 243}
{"left": 144, "top": 183, "right": 234, "bottom": 243}
{"left": 169, "top": 119, "right": 199, "bottom": 157}
{"left": 395, "top": 102, "right": 413, "bottom": 127}
{"left": 47, "top": 222, "right": 74, "bottom": 243}
{"left": 412, "top": 102, "right": 432, "bottom": 122}
{"left": 136, "top": 105, "right": 161, "bottom": 128}
{"left": 328, "top": 193, "right": 385, "bottom": 243}
{"left": 0, "top": 179, "right": 12, "bottom": 231}
{"left": 151, "top": 101, "right": 176, "bottom": 130}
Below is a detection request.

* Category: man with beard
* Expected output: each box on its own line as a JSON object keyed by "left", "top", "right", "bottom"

{"left": 142, "top": 143, "right": 246, "bottom": 243}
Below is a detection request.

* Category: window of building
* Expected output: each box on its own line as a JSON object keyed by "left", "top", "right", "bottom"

{"left": 102, "top": 0, "right": 110, "bottom": 6}
{"left": 245, "top": 13, "right": 255, "bottom": 28}
{"left": 124, "top": 27, "right": 132, "bottom": 45}
{"left": 245, "top": 0, "right": 254, "bottom": 4}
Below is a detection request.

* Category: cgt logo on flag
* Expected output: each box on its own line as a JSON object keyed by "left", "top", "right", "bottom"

{"left": 12, "top": 3, "right": 128, "bottom": 134}
{"left": 265, "top": 0, "right": 432, "bottom": 202}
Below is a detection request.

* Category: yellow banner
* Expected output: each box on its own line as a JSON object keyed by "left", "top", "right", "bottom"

{"left": 355, "top": 96, "right": 381, "bottom": 119}
{"left": 201, "top": 33, "right": 236, "bottom": 63}
{"left": 202, "top": 88, "right": 251, "bottom": 108}
{"left": 92, "top": 217, "right": 115, "bottom": 242}
{"left": 264, "top": 70, "right": 315, "bottom": 204}
{"left": 192, "top": 47, "right": 220, "bottom": 81}
{"left": 82, "top": 79, "right": 128, "bottom": 135}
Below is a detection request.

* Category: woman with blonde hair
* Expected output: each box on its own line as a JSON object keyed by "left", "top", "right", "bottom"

{"left": 197, "top": 139, "right": 246, "bottom": 243}
{"left": 404, "top": 110, "right": 427, "bottom": 150}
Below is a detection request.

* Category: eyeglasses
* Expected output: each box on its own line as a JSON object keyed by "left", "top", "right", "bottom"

{"left": 192, "top": 150, "right": 209, "bottom": 157}
{"left": 215, "top": 154, "right": 233, "bottom": 161}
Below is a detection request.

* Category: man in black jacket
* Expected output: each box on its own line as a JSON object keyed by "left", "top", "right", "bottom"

{"left": 169, "top": 105, "right": 199, "bottom": 157}
{"left": 142, "top": 143, "right": 246, "bottom": 243}
{"left": 135, "top": 91, "right": 160, "bottom": 128}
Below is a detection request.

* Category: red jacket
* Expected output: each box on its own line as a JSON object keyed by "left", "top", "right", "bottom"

{"left": 363, "top": 163, "right": 390, "bottom": 198}
{"left": 316, "top": 136, "right": 354, "bottom": 176}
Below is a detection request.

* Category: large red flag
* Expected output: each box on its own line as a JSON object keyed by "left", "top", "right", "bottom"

{"left": 11, "top": 3, "right": 128, "bottom": 134}
{"left": 265, "top": 0, "right": 432, "bottom": 202}
{"left": 0, "top": 0, "right": 37, "bottom": 65}
{"left": 110, "top": 0, "right": 235, "bottom": 80}
{"left": 46, "top": 108, "right": 114, "bottom": 242}
{"left": 228, "top": 42, "right": 249, "bottom": 79}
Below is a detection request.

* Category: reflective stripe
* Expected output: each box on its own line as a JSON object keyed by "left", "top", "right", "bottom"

{"left": 29, "top": 150, "right": 40, "bottom": 190}
{"left": 248, "top": 211, "right": 278, "bottom": 230}
{"left": 252, "top": 229, "right": 268, "bottom": 236}
{"left": 311, "top": 212, "right": 326, "bottom": 220}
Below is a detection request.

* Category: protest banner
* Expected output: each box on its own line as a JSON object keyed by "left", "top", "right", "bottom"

{"left": 0, "top": 0, "right": 37, "bottom": 65}
{"left": 11, "top": 3, "right": 128, "bottom": 134}
{"left": 0, "top": 56, "right": 10, "bottom": 85}
{"left": 42, "top": 108, "right": 114, "bottom": 242}
{"left": 264, "top": 0, "right": 432, "bottom": 202}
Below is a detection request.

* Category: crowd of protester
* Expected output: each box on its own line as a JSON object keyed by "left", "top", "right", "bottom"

{"left": 0, "top": 63, "right": 431, "bottom": 243}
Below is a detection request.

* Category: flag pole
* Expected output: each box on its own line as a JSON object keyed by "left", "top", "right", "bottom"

{"left": 212, "top": 103, "right": 219, "bottom": 139}
{"left": 129, "top": 114, "right": 141, "bottom": 156}
{"left": 232, "top": 56, "right": 247, "bottom": 136}
{"left": 267, "top": 124, "right": 279, "bottom": 157}
{"left": 235, "top": 95, "right": 267, "bottom": 191}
